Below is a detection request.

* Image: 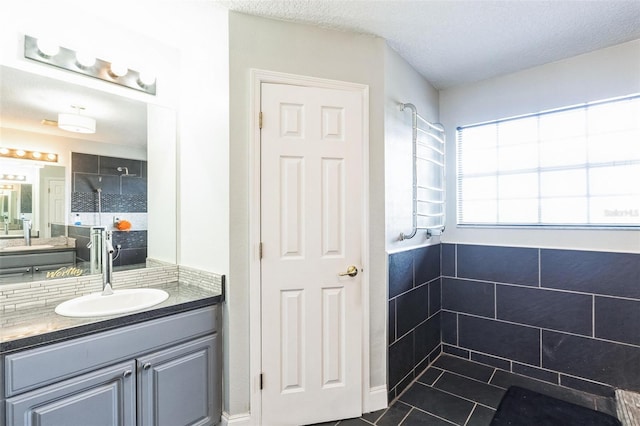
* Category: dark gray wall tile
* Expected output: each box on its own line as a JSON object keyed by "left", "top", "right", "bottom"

{"left": 442, "top": 345, "right": 469, "bottom": 358}
{"left": 429, "top": 278, "right": 441, "bottom": 315}
{"left": 541, "top": 249, "right": 640, "bottom": 298}
{"left": 441, "top": 311, "right": 457, "bottom": 345}
{"left": 433, "top": 355, "right": 495, "bottom": 382}
{"left": 99, "top": 156, "right": 142, "bottom": 176}
{"left": 441, "top": 243, "right": 456, "bottom": 277}
{"left": 471, "top": 353, "right": 511, "bottom": 371}
{"left": 560, "top": 375, "right": 615, "bottom": 398}
{"left": 595, "top": 296, "right": 640, "bottom": 346}
{"left": 442, "top": 278, "right": 495, "bottom": 318}
{"left": 396, "top": 284, "right": 429, "bottom": 336}
{"left": 388, "top": 331, "right": 415, "bottom": 388}
{"left": 71, "top": 152, "right": 98, "bottom": 173}
{"left": 389, "top": 251, "right": 413, "bottom": 298}
{"left": 415, "top": 313, "right": 440, "bottom": 363}
{"left": 388, "top": 299, "right": 396, "bottom": 344}
{"left": 459, "top": 315, "right": 540, "bottom": 365}
{"left": 414, "top": 244, "right": 440, "bottom": 285}
{"left": 496, "top": 285, "right": 592, "bottom": 335}
{"left": 512, "top": 362, "right": 558, "bottom": 384}
{"left": 457, "top": 244, "right": 539, "bottom": 286}
{"left": 543, "top": 331, "right": 640, "bottom": 392}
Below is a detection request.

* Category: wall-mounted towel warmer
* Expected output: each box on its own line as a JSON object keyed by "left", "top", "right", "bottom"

{"left": 399, "top": 103, "right": 446, "bottom": 240}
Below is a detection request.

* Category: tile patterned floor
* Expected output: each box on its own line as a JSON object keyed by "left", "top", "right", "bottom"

{"left": 313, "top": 354, "right": 619, "bottom": 426}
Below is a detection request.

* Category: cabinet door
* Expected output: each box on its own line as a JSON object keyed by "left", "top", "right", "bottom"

{"left": 138, "top": 334, "right": 220, "bottom": 426}
{"left": 5, "top": 361, "right": 136, "bottom": 426}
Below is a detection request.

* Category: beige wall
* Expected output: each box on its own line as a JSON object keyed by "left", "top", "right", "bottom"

{"left": 440, "top": 39, "right": 640, "bottom": 253}
{"left": 229, "top": 11, "right": 388, "bottom": 417}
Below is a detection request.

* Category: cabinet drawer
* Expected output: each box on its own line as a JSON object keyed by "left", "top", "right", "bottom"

{"left": 5, "top": 305, "right": 218, "bottom": 397}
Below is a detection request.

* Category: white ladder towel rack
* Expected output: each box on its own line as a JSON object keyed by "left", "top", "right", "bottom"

{"left": 399, "top": 103, "right": 446, "bottom": 241}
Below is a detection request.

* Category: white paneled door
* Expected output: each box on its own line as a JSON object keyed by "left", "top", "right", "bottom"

{"left": 260, "top": 82, "right": 364, "bottom": 425}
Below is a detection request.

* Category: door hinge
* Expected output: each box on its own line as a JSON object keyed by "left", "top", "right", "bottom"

{"left": 259, "top": 111, "right": 263, "bottom": 129}
{"left": 260, "top": 373, "right": 264, "bottom": 390}
{"left": 259, "top": 242, "right": 263, "bottom": 260}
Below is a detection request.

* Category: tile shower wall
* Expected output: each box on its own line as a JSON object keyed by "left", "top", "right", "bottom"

{"left": 441, "top": 243, "right": 640, "bottom": 396}
{"left": 71, "top": 152, "right": 147, "bottom": 213}
{"left": 388, "top": 244, "right": 441, "bottom": 402}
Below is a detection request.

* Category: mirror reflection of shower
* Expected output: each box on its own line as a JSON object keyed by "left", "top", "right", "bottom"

{"left": 117, "top": 166, "right": 136, "bottom": 177}
{"left": 93, "top": 176, "right": 103, "bottom": 226}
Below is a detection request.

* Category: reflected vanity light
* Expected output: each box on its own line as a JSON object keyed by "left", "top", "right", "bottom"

{"left": 0, "top": 148, "right": 58, "bottom": 163}
{"left": 1, "top": 175, "right": 26, "bottom": 181}
{"left": 24, "top": 35, "right": 156, "bottom": 95}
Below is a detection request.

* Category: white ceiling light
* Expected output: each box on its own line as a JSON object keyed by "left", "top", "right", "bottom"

{"left": 58, "top": 106, "right": 96, "bottom": 134}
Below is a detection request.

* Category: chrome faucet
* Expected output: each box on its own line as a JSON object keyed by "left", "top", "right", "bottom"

{"left": 22, "top": 218, "right": 32, "bottom": 246}
{"left": 102, "top": 230, "right": 115, "bottom": 295}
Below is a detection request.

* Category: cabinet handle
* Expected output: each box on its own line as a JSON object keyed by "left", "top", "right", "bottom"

{"left": 143, "top": 363, "right": 152, "bottom": 370}
{"left": 123, "top": 370, "right": 132, "bottom": 378}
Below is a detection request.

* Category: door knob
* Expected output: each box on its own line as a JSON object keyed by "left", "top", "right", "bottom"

{"left": 338, "top": 265, "right": 358, "bottom": 277}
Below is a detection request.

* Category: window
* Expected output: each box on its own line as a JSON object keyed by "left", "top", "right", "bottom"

{"left": 456, "top": 94, "right": 640, "bottom": 228}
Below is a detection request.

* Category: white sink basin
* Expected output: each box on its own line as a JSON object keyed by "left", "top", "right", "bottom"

{"left": 55, "top": 288, "right": 169, "bottom": 317}
{"left": 2, "top": 244, "right": 56, "bottom": 251}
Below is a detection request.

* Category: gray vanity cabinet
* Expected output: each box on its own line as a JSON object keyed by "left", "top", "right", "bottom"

{"left": 0, "top": 250, "right": 75, "bottom": 282}
{"left": 6, "top": 361, "right": 136, "bottom": 426}
{"left": 3, "top": 305, "right": 221, "bottom": 426}
{"left": 138, "top": 334, "right": 219, "bottom": 426}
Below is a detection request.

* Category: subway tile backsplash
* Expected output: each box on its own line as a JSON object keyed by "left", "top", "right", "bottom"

{"left": 389, "top": 242, "right": 640, "bottom": 403}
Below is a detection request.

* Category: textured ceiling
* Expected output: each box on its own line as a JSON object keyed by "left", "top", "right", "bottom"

{"left": 217, "top": 0, "right": 640, "bottom": 89}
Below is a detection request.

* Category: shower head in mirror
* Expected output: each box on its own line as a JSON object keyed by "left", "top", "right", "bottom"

{"left": 117, "top": 166, "right": 136, "bottom": 177}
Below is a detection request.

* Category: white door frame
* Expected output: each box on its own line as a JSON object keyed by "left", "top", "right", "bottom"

{"left": 248, "top": 68, "right": 370, "bottom": 425}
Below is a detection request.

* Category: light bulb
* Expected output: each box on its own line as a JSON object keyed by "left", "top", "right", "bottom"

{"left": 75, "top": 51, "right": 96, "bottom": 68}
{"left": 138, "top": 70, "right": 156, "bottom": 86}
{"left": 109, "top": 62, "right": 128, "bottom": 78}
{"left": 32, "top": 152, "right": 42, "bottom": 159}
{"left": 0, "top": 148, "right": 9, "bottom": 155}
{"left": 47, "top": 153, "right": 57, "bottom": 161}
{"left": 15, "top": 150, "right": 25, "bottom": 157}
{"left": 36, "top": 39, "right": 60, "bottom": 57}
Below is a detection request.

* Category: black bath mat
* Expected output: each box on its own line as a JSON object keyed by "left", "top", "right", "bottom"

{"left": 490, "top": 386, "right": 621, "bottom": 426}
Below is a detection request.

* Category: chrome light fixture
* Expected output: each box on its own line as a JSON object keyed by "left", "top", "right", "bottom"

{"left": 24, "top": 35, "right": 156, "bottom": 95}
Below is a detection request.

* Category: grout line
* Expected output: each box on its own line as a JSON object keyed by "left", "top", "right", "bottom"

{"left": 592, "top": 294, "right": 596, "bottom": 338}
{"left": 539, "top": 328, "right": 543, "bottom": 367}
{"left": 464, "top": 404, "right": 478, "bottom": 426}
{"left": 488, "top": 368, "right": 498, "bottom": 383}
{"left": 396, "top": 406, "right": 416, "bottom": 426}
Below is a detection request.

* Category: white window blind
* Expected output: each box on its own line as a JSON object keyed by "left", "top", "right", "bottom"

{"left": 456, "top": 94, "right": 640, "bottom": 228}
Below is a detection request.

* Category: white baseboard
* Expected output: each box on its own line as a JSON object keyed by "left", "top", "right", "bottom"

{"left": 364, "top": 385, "right": 388, "bottom": 414}
{"left": 221, "top": 411, "right": 253, "bottom": 426}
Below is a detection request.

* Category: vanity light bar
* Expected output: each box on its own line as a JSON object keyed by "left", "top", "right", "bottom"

{"left": 1, "top": 174, "right": 27, "bottom": 181}
{"left": 24, "top": 35, "right": 157, "bottom": 96}
{"left": 0, "top": 147, "right": 58, "bottom": 163}
{"left": 0, "top": 185, "right": 14, "bottom": 190}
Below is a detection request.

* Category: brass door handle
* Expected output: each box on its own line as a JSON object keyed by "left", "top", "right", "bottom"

{"left": 338, "top": 265, "right": 358, "bottom": 277}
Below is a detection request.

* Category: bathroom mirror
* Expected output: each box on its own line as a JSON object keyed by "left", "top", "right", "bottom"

{"left": 0, "top": 64, "right": 176, "bottom": 278}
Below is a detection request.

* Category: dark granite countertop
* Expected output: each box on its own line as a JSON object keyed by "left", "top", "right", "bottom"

{"left": 0, "top": 282, "right": 223, "bottom": 355}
